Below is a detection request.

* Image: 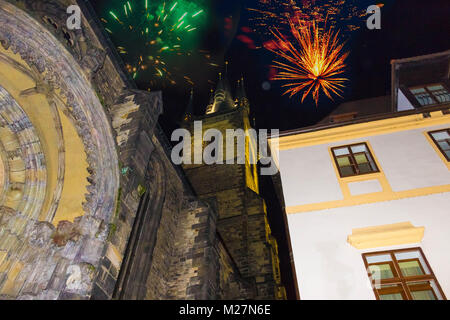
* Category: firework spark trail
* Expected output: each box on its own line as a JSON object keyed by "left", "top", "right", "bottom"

{"left": 103, "top": 0, "right": 207, "bottom": 88}
{"left": 267, "top": 19, "right": 349, "bottom": 105}
{"left": 247, "top": 0, "right": 367, "bottom": 42}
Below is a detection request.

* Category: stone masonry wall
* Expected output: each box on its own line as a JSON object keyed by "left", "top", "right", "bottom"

{"left": 164, "top": 198, "right": 253, "bottom": 300}
{"left": 182, "top": 109, "right": 281, "bottom": 299}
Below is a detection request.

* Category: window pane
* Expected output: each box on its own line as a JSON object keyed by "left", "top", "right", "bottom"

{"left": 333, "top": 147, "right": 349, "bottom": 156}
{"left": 380, "top": 293, "right": 403, "bottom": 300}
{"left": 424, "top": 96, "right": 434, "bottom": 105}
{"left": 431, "top": 131, "right": 450, "bottom": 141}
{"left": 427, "top": 85, "right": 444, "bottom": 91}
{"left": 410, "top": 87, "right": 426, "bottom": 93}
{"left": 446, "top": 150, "right": 450, "bottom": 159}
{"left": 428, "top": 85, "right": 450, "bottom": 103}
{"left": 378, "top": 284, "right": 405, "bottom": 300}
{"left": 354, "top": 153, "right": 369, "bottom": 164}
{"left": 337, "top": 156, "right": 351, "bottom": 167}
{"left": 350, "top": 144, "right": 367, "bottom": 153}
{"left": 366, "top": 253, "right": 392, "bottom": 264}
{"left": 436, "top": 93, "right": 450, "bottom": 103}
{"left": 438, "top": 141, "right": 450, "bottom": 151}
{"left": 357, "top": 163, "right": 372, "bottom": 174}
{"left": 411, "top": 290, "right": 436, "bottom": 300}
{"left": 412, "top": 90, "right": 434, "bottom": 106}
{"left": 398, "top": 260, "right": 424, "bottom": 277}
{"left": 408, "top": 281, "right": 440, "bottom": 300}
{"left": 339, "top": 166, "right": 354, "bottom": 177}
{"left": 369, "top": 263, "right": 394, "bottom": 280}
{"left": 395, "top": 250, "right": 430, "bottom": 275}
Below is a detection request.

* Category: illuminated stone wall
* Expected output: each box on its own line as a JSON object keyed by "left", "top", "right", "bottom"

{"left": 182, "top": 108, "right": 284, "bottom": 299}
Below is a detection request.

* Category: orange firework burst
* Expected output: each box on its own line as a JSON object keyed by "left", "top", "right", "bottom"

{"left": 267, "top": 19, "right": 349, "bottom": 105}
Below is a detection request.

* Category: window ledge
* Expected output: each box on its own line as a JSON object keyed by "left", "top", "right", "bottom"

{"left": 347, "top": 222, "right": 424, "bottom": 249}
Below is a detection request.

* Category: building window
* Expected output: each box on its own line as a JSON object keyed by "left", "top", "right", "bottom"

{"left": 409, "top": 84, "right": 450, "bottom": 106}
{"left": 331, "top": 143, "right": 378, "bottom": 177}
{"left": 362, "top": 248, "right": 446, "bottom": 300}
{"left": 429, "top": 129, "right": 450, "bottom": 161}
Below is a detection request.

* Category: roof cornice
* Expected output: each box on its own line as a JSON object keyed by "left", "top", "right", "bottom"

{"left": 272, "top": 108, "right": 450, "bottom": 150}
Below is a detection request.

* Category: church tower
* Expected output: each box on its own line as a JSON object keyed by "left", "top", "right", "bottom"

{"left": 181, "top": 70, "right": 286, "bottom": 299}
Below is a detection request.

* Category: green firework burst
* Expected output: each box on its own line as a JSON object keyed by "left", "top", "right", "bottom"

{"left": 103, "top": 0, "right": 206, "bottom": 87}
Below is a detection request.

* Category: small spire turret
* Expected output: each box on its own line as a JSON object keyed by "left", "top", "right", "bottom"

{"left": 182, "top": 87, "right": 194, "bottom": 122}
{"left": 236, "top": 76, "right": 249, "bottom": 110}
{"left": 206, "top": 69, "right": 235, "bottom": 115}
{"left": 205, "top": 88, "right": 215, "bottom": 114}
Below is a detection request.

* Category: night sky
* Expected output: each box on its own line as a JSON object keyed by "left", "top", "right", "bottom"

{"left": 91, "top": 0, "right": 450, "bottom": 133}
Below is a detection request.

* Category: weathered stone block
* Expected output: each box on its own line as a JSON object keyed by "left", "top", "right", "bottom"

{"left": 80, "top": 239, "right": 104, "bottom": 265}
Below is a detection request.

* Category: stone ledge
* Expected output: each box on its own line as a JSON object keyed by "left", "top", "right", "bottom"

{"left": 347, "top": 221, "right": 424, "bottom": 249}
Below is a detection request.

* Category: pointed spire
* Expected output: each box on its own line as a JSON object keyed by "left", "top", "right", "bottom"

{"left": 208, "top": 87, "right": 214, "bottom": 104}
{"left": 240, "top": 76, "right": 246, "bottom": 95}
{"left": 216, "top": 72, "right": 224, "bottom": 92}
{"left": 206, "top": 68, "right": 235, "bottom": 115}
{"left": 205, "top": 88, "right": 215, "bottom": 114}
{"left": 213, "top": 72, "right": 226, "bottom": 109}
{"left": 183, "top": 87, "right": 194, "bottom": 122}
{"left": 251, "top": 115, "right": 257, "bottom": 128}
{"left": 236, "top": 75, "right": 249, "bottom": 109}
{"left": 235, "top": 79, "right": 241, "bottom": 106}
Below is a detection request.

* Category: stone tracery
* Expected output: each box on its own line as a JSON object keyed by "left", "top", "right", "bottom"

{"left": 0, "top": 86, "right": 47, "bottom": 220}
{"left": 0, "top": 1, "right": 119, "bottom": 222}
{"left": 0, "top": 0, "right": 120, "bottom": 299}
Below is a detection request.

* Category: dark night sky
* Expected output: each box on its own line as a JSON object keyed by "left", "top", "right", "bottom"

{"left": 223, "top": 0, "right": 450, "bottom": 131}
{"left": 91, "top": 0, "right": 450, "bottom": 133}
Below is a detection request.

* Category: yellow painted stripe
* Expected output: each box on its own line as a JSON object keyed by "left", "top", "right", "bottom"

{"left": 286, "top": 184, "right": 450, "bottom": 214}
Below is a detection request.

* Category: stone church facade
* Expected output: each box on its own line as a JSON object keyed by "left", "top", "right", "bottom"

{"left": 0, "top": 0, "right": 287, "bottom": 300}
